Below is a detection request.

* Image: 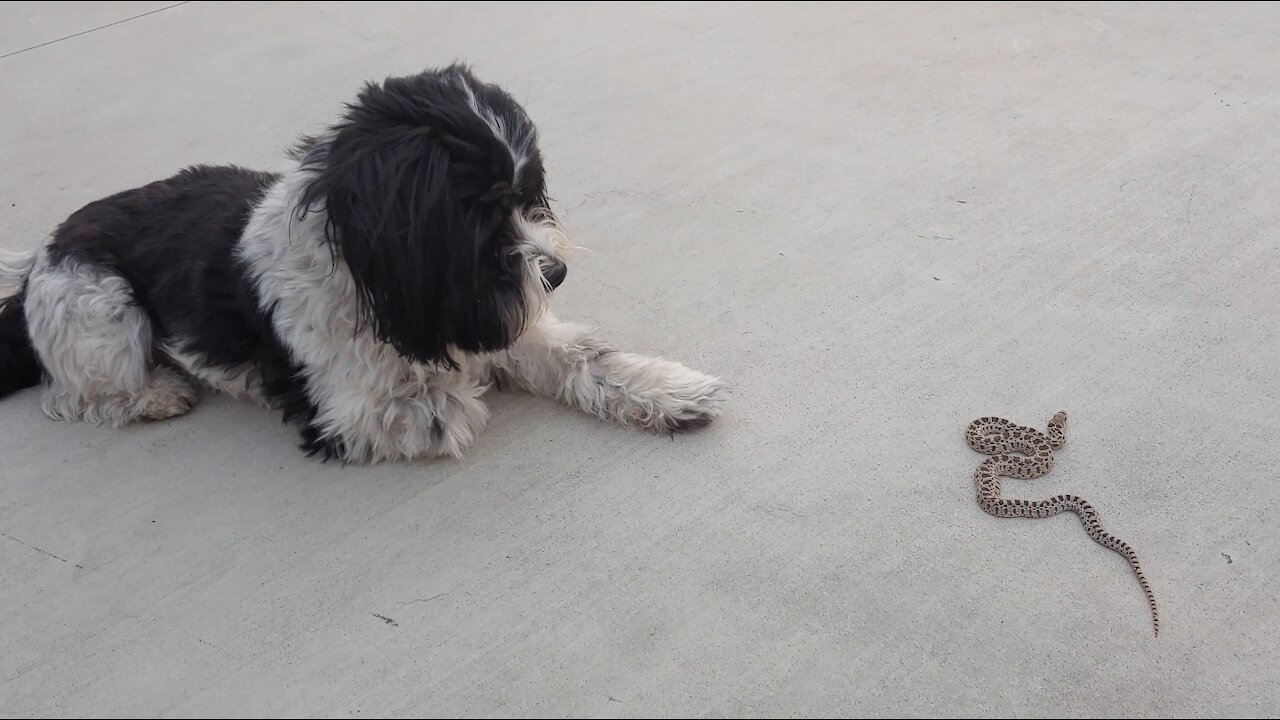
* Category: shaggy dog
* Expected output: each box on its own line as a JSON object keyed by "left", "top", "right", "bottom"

{"left": 0, "top": 64, "right": 726, "bottom": 462}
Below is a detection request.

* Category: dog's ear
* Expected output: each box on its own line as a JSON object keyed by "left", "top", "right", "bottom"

{"left": 294, "top": 77, "right": 531, "bottom": 368}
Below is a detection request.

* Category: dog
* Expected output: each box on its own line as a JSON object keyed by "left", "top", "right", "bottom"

{"left": 0, "top": 64, "right": 726, "bottom": 463}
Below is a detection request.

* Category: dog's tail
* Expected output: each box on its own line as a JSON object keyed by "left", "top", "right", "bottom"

{"left": 0, "top": 248, "right": 41, "bottom": 398}
{"left": 0, "top": 247, "right": 36, "bottom": 289}
{"left": 0, "top": 294, "right": 40, "bottom": 398}
{"left": 0, "top": 293, "right": 40, "bottom": 397}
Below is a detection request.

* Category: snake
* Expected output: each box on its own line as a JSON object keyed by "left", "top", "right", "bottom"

{"left": 965, "top": 411, "right": 1159, "bottom": 637}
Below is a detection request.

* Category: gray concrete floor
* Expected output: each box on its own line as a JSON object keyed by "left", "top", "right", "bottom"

{"left": 1, "top": 2, "right": 1277, "bottom": 717}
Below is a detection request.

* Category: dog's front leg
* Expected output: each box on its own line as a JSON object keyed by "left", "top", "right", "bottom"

{"left": 490, "top": 313, "right": 727, "bottom": 433}
{"left": 305, "top": 368, "right": 490, "bottom": 463}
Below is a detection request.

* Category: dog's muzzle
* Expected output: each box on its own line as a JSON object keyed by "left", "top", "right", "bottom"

{"left": 542, "top": 257, "right": 567, "bottom": 290}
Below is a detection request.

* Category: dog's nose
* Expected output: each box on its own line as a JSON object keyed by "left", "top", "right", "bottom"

{"left": 543, "top": 257, "right": 567, "bottom": 290}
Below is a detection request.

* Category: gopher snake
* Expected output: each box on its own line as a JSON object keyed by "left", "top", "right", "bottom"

{"left": 966, "top": 411, "right": 1159, "bottom": 637}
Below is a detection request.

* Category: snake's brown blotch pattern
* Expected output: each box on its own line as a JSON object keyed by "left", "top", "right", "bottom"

{"left": 966, "top": 411, "right": 1159, "bottom": 637}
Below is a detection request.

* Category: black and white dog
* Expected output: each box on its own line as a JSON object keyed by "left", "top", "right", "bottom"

{"left": 0, "top": 64, "right": 726, "bottom": 462}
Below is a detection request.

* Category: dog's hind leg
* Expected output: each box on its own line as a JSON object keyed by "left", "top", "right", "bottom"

{"left": 23, "top": 254, "right": 197, "bottom": 426}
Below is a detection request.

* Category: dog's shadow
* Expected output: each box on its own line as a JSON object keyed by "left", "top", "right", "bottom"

{"left": 0, "top": 381, "right": 702, "bottom": 481}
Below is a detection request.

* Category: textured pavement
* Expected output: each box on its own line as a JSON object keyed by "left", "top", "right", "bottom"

{"left": 1, "top": 2, "right": 1277, "bottom": 716}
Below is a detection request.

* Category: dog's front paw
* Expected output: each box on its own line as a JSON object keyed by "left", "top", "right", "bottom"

{"left": 656, "top": 372, "right": 728, "bottom": 433}
{"left": 613, "top": 357, "right": 728, "bottom": 434}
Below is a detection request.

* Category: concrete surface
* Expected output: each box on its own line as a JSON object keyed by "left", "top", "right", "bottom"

{"left": 1, "top": 2, "right": 1277, "bottom": 717}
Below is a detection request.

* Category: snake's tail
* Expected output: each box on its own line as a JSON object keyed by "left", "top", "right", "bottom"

{"left": 1075, "top": 502, "right": 1160, "bottom": 638}
{"left": 1133, "top": 557, "right": 1159, "bottom": 638}
{"left": 1120, "top": 545, "right": 1160, "bottom": 638}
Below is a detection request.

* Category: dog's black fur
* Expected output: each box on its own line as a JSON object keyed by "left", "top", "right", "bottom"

{"left": 0, "top": 296, "right": 39, "bottom": 396}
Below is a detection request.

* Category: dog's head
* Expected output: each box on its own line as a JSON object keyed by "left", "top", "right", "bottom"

{"left": 294, "top": 64, "right": 567, "bottom": 368}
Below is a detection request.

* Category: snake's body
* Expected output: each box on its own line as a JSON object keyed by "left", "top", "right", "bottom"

{"left": 965, "top": 411, "right": 1159, "bottom": 637}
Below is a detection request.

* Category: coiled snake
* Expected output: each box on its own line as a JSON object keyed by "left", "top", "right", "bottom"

{"left": 966, "top": 411, "right": 1159, "bottom": 637}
